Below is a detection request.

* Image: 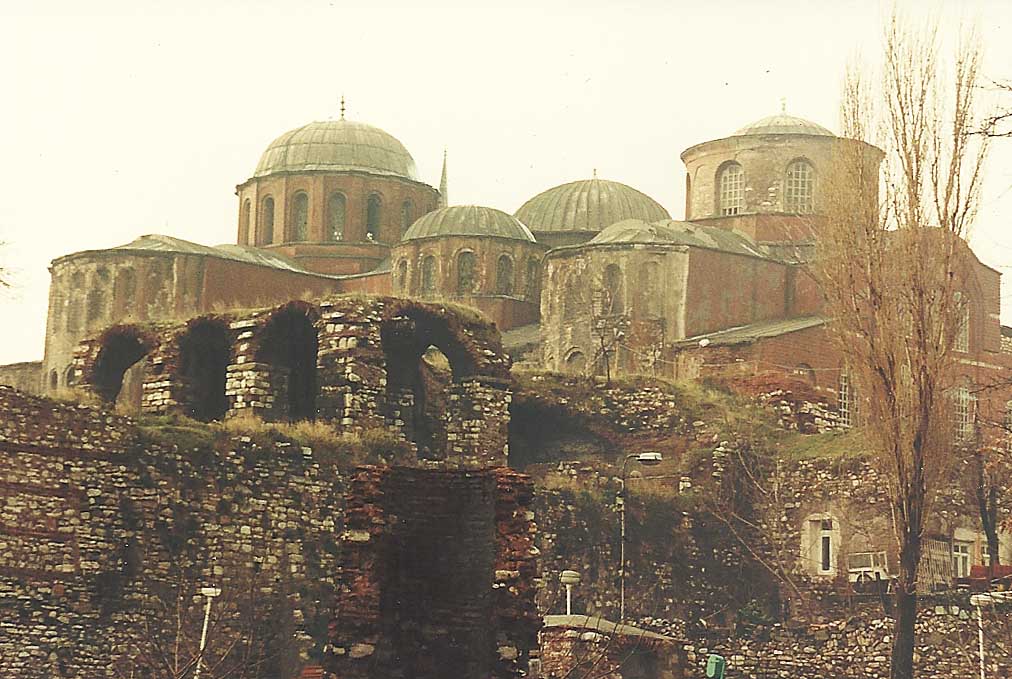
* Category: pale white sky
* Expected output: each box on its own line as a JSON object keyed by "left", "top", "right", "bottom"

{"left": 0, "top": 0, "right": 1010, "bottom": 364}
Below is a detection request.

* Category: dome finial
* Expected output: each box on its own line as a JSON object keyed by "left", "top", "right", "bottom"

{"left": 780, "top": 97, "right": 787, "bottom": 114}
{"left": 593, "top": 168, "right": 597, "bottom": 179}
{"left": 340, "top": 95, "right": 346, "bottom": 120}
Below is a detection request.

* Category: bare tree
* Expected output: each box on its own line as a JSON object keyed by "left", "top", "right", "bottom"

{"left": 815, "top": 10, "right": 990, "bottom": 679}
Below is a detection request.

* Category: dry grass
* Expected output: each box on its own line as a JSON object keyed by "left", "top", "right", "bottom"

{"left": 49, "top": 387, "right": 102, "bottom": 407}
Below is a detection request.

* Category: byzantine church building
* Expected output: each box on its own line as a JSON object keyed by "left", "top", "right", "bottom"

{"left": 5, "top": 106, "right": 1007, "bottom": 435}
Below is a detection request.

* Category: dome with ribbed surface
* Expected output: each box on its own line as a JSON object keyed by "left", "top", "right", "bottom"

{"left": 402, "top": 205, "right": 536, "bottom": 242}
{"left": 734, "top": 114, "right": 834, "bottom": 137}
{"left": 254, "top": 119, "right": 419, "bottom": 180}
{"left": 515, "top": 178, "right": 670, "bottom": 234}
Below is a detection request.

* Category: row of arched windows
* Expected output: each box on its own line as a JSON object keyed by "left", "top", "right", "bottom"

{"left": 395, "top": 252, "right": 541, "bottom": 300}
{"left": 245, "top": 193, "right": 415, "bottom": 245}
{"left": 717, "top": 159, "right": 815, "bottom": 216}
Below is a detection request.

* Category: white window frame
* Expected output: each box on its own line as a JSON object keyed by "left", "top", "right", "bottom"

{"left": 953, "top": 541, "right": 972, "bottom": 578}
{"left": 838, "top": 370, "right": 852, "bottom": 427}
{"left": 955, "top": 306, "right": 970, "bottom": 353}
{"left": 719, "top": 163, "right": 744, "bottom": 216}
{"left": 954, "top": 386, "right": 975, "bottom": 442}
{"left": 785, "top": 160, "right": 814, "bottom": 213}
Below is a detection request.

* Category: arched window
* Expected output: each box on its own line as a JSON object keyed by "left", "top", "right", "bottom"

{"left": 117, "top": 268, "right": 137, "bottom": 315}
{"left": 401, "top": 200, "right": 414, "bottom": 235}
{"left": 395, "top": 259, "right": 409, "bottom": 292}
{"left": 785, "top": 160, "right": 814, "bottom": 213}
{"left": 955, "top": 305, "right": 970, "bottom": 353}
{"left": 260, "top": 196, "right": 275, "bottom": 245}
{"left": 86, "top": 267, "right": 110, "bottom": 325}
{"left": 421, "top": 255, "right": 437, "bottom": 295}
{"left": 565, "top": 350, "right": 586, "bottom": 374}
{"left": 603, "top": 263, "right": 624, "bottom": 315}
{"left": 525, "top": 257, "right": 541, "bottom": 301}
{"left": 291, "top": 191, "right": 309, "bottom": 241}
{"left": 457, "top": 251, "right": 477, "bottom": 295}
{"left": 495, "top": 255, "right": 514, "bottom": 295}
{"left": 366, "top": 194, "right": 382, "bottom": 241}
{"left": 49, "top": 370, "right": 58, "bottom": 391}
{"left": 563, "top": 274, "right": 583, "bottom": 321}
{"left": 66, "top": 272, "right": 85, "bottom": 332}
{"left": 240, "top": 199, "right": 251, "bottom": 244}
{"left": 718, "top": 162, "right": 744, "bottom": 216}
{"left": 327, "top": 192, "right": 346, "bottom": 241}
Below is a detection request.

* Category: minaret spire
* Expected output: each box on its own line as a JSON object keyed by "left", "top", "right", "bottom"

{"left": 438, "top": 148, "right": 448, "bottom": 208}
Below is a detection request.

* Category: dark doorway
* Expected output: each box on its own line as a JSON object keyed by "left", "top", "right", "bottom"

{"left": 92, "top": 331, "right": 151, "bottom": 403}
{"left": 179, "top": 320, "right": 230, "bottom": 422}
{"left": 256, "top": 306, "right": 319, "bottom": 421}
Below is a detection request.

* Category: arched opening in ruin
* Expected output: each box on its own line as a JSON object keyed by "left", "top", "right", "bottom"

{"left": 179, "top": 319, "right": 231, "bottom": 422}
{"left": 91, "top": 327, "right": 155, "bottom": 405}
{"left": 255, "top": 304, "right": 319, "bottom": 421}
{"left": 380, "top": 308, "right": 478, "bottom": 459}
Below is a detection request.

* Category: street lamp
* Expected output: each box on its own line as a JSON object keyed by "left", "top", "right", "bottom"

{"left": 560, "top": 569, "right": 581, "bottom": 615}
{"left": 193, "top": 585, "right": 222, "bottom": 679}
{"left": 618, "top": 451, "right": 662, "bottom": 623}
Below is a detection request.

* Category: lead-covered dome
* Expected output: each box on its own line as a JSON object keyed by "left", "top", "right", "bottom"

{"left": 253, "top": 119, "right": 419, "bottom": 180}
{"left": 402, "top": 205, "right": 536, "bottom": 242}
{"left": 734, "top": 114, "right": 834, "bottom": 137}
{"left": 515, "top": 178, "right": 670, "bottom": 234}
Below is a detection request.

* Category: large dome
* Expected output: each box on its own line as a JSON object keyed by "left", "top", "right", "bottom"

{"left": 515, "top": 178, "right": 670, "bottom": 234}
{"left": 253, "top": 119, "right": 419, "bottom": 180}
{"left": 403, "top": 205, "right": 536, "bottom": 242}
{"left": 733, "top": 114, "right": 834, "bottom": 137}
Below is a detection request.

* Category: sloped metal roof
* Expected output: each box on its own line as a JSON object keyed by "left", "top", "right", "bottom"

{"left": 403, "top": 205, "right": 536, "bottom": 242}
{"left": 543, "top": 615, "right": 677, "bottom": 641}
{"left": 589, "top": 219, "right": 768, "bottom": 259}
{"left": 109, "top": 234, "right": 317, "bottom": 274}
{"left": 253, "top": 119, "right": 419, "bottom": 181}
{"left": 515, "top": 178, "right": 670, "bottom": 234}
{"left": 675, "top": 315, "right": 827, "bottom": 347}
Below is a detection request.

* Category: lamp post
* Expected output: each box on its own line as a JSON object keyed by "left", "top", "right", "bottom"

{"left": 970, "top": 591, "right": 1012, "bottom": 679}
{"left": 193, "top": 585, "right": 222, "bottom": 679}
{"left": 618, "top": 451, "right": 662, "bottom": 623}
{"left": 560, "top": 570, "right": 581, "bottom": 615}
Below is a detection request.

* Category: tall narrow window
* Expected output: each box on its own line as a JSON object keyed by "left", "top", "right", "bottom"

{"left": 785, "top": 160, "right": 814, "bottom": 213}
{"left": 240, "top": 199, "right": 251, "bottom": 244}
{"left": 401, "top": 200, "right": 414, "bottom": 235}
{"left": 291, "top": 192, "right": 309, "bottom": 241}
{"left": 421, "top": 255, "right": 437, "bottom": 295}
{"left": 953, "top": 542, "right": 971, "bottom": 578}
{"left": 395, "top": 260, "right": 409, "bottom": 292}
{"left": 327, "top": 192, "right": 346, "bottom": 241}
{"left": 457, "top": 251, "right": 477, "bottom": 295}
{"left": 603, "top": 264, "right": 624, "bottom": 315}
{"left": 838, "top": 370, "right": 852, "bottom": 427}
{"left": 718, "top": 163, "right": 744, "bottom": 216}
{"left": 563, "top": 275, "right": 583, "bottom": 321}
{"left": 955, "top": 306, "right": 970, "bottom": 353}
{"left": 495, "top": 255, "right": 514, "bottom": 295}
{"left": 260, "top": 196, "right": 275, "bottom": 245}
{"left": 525, "top": 257, "right": 540, "bottom": 301}
{"left": 640, "top": 261, "right": 661, "bottom": 319}
{"left": 820, "top": 518, "right": 833, "bottom": 572}
{"left": 954, "top": 386, "right": 975, "bottom": 442}
{"left": 366, "top": 194, "right": 382, "bottom": 241}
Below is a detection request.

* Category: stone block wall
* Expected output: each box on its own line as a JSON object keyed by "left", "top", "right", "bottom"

{"left": 0, "top": 385, "right": 344, "bottom": 677}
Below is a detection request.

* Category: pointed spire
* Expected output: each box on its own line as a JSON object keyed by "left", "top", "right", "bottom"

{"left": 340, "top": 95, "right": 346, "bottom": 120}
{"left": 438, "top": 148, "right": 449, "bottom": 208}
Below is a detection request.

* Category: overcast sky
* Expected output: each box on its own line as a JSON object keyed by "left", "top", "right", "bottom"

{"left": 1, "top": 0, "right": 1010, "bottom": 364}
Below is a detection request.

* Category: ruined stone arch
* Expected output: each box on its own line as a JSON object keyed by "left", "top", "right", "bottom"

{"left": 250, "top": 301, "right": 321, "bottom": 421}
{"left": 177, "top": 317, "right": 232, "bottom": 422}
{"left": 88, "top": 325, "right": 160, "bottom": 404}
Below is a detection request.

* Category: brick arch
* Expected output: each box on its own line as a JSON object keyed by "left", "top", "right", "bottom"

{"left": 87, "top": 325, "right": 160, "bottom": 403}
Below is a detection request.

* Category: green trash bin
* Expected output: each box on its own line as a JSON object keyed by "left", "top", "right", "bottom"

{"left": 706, "top": 653, "right": 726, "bottom": 679}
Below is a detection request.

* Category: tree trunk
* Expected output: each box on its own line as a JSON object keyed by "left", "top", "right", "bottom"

{"left": 891, "top": 541, "right": 920, "bottom": 679}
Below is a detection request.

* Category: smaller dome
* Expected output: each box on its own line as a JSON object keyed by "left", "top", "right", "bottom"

{"left": 734, "top": 114, "right": 834, "bottom": 137}
{"left": 515, "top": 178, "right": 670, "bottom": 234}
{"left": 402, "top": 205, "right": 536, "bottom": 242}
